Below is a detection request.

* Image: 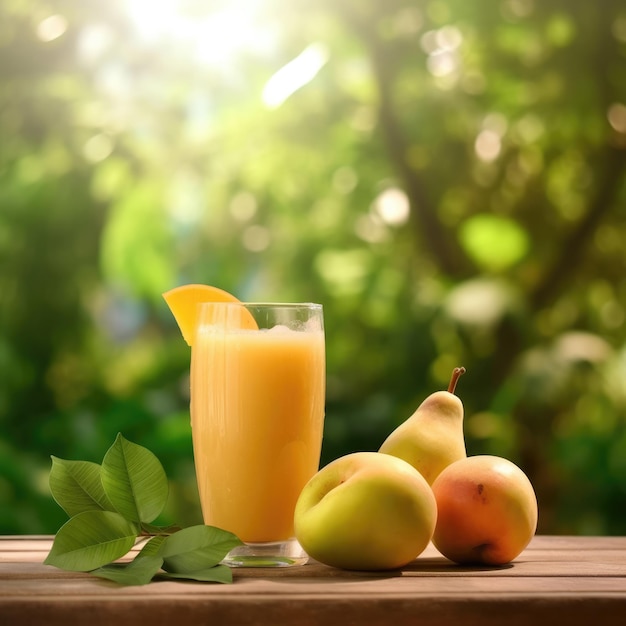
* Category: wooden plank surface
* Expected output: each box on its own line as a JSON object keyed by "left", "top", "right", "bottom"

{"left": 1, "top": 535, "right": 625, "bottom": 626}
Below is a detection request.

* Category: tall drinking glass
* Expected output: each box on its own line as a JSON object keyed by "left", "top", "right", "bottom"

{"left": 190, "top": 302, "right": 325, "bottom": 567}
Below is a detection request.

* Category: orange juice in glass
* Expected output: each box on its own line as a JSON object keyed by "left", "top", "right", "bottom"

{"left": 191, "top": 302, "right": 325, "bottom": 566}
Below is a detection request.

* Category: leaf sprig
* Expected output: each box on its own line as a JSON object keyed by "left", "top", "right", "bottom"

{"left": 44, "top": 433, "right": 242, "bottom": 585}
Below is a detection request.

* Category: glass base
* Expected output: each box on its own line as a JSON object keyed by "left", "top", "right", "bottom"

{"left": 222, "top": 538, "right": 309, "bottom": 568}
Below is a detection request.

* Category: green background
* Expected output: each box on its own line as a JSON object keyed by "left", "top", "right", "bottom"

{"left": 1, "top": 0, "right": 625, "bottom": 536}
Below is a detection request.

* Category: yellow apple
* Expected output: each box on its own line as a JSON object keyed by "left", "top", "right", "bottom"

{"left": 431, "top": 455, "right": 538, "bottom": 565}
{"left": 294, "top": 451, "right": 437, "bottom": 571}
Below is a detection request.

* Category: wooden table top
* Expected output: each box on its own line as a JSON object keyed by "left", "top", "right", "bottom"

{"left": 1, "top": 535, "right": 625, "bottom": 625}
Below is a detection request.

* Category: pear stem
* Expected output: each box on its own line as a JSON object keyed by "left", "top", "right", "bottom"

{"left": 447, "top": 367, "right": 466, "bottom": 394}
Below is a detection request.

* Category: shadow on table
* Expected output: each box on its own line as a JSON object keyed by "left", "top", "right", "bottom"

{"left": 232, "top": 556, "right": 513, "bottom": 584}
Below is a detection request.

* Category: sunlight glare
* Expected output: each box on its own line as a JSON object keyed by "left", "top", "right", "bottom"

{"left": 230, "top": 191, "right": 258, "bottom": 222}
{"left": 242, "top": 225, "right": 271, "bottom": 252}
{"left": 123, "top": 0, "right": 275, "bottom": 69}
{"left": 475, "top": 130, "right": 502, "bottom": 161}
{"left": 373, "top": 188, "right": 410, "bottom": 226}
{"left": 36, "top": 15, "right": 68, "bottom": 42}
{"left": 262, "top": 43, "right": 329, "bottom": 108}
{"left": 125, "top": 0, "right": 182, "bottom": 42}
{"left": 607, "top": 103, "right": 626, "bottom": 134}
{"left": 196, "top": 9, "right": 275, "bottom": 67}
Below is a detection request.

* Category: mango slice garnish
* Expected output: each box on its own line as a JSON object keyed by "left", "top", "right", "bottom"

{"left": 162, "top": 284, "right": 257, "bottom": 346}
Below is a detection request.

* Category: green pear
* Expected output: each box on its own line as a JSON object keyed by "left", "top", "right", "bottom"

{"left": 379, "top": 367, "right": 466, "bottom": 485}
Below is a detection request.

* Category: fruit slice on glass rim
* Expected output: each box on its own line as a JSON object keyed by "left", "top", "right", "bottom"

{"left": 162, "top": 284, "right": 257, "bottom": 346}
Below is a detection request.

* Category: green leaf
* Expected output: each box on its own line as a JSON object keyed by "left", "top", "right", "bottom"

{"left": 140, "top": 522, "right": 182, "bottom": 535}
{"left": 92, "top": 555, "right": 164, "bottom": 586}
{"left": 49, "top": 457, "right": 114, "bottom": 517}
{"left": 44, "top": 510, "right": 138, "bottom": 572}
{"left": 44, "top": 435, "right": 242, "bottom": 586}
{"left": 137, "top": 534, "right": 167, "bottom": 557}
{"left": 101, "top": 433, "right": 169, "bottom": 524}
{"left": 160, "top": 564, "right": 233, "bottom": 584}
{"left": 159, "top": 525, "right": 242, "bottom": 574}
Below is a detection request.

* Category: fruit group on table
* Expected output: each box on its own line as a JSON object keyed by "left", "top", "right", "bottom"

{"left": 431, "top": 455, "right": 538, "bottom": 565}
{"left": 293, "top": 366, "right": 539, "bottom": 571}
{"left": 162, "top": 283, "right": 256, "bottom": 345}
{"left": 160, "top": 288, "right": 540, "bottom": 572}
{"left": 379, "top": 367, "right": 467, "bottom": 484}
{"left": 294, "top": 452, "right": 437, "bottom": 571}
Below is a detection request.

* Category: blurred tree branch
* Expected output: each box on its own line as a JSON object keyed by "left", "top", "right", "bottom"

{"left": 337, "top": 3, "right": 471, "bottom": 278}
{"left": 530, "top": 144, "right": 626, "bottom": 311}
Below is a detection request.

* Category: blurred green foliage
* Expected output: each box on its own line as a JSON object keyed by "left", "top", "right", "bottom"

{"left": 1, "top": 0, "right": 626, "bottom": 536}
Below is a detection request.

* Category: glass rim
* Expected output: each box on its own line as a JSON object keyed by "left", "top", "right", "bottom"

{"left": 197, "top": 302, "right": 322, "bottom": 309}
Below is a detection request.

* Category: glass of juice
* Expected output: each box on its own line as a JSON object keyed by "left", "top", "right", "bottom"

{"left": 190, "top": 302, "right": 325, "bottom": 567}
